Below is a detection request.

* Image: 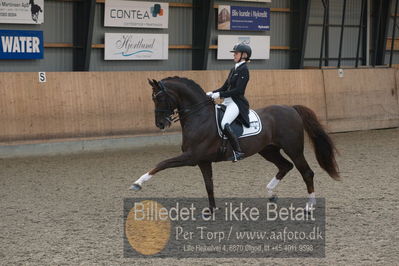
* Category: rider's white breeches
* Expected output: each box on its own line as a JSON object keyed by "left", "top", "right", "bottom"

{"left": 221, "top": 97, "right": 239, "bottom": 130}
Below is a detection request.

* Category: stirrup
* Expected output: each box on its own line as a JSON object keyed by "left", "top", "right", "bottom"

{"left": 230, "top": 151, "right": 245, "bottom": 162}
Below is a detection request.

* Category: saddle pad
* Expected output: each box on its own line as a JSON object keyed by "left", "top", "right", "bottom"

{"left": 215, "top": 105, "right": 262, "bottom": 139}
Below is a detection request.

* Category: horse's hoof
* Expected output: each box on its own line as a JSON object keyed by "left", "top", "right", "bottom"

{"left": 202, "top": 212, "right": 211, "bottom": 219}
{"left": 269, "top": 195, "right": 278, "bottom": 203}
{"left": 304, "top": 208, "right": 314, "bottom": 216}
{"left": 305, "top": 203, "right": 315, "bottom": 215}
{"left": 202, "top": 211, "right": 213, "bottom": 220}
{"left": 201, "top": 208, "right": 215, "bottom": 220}
{"left": 130, "top": 184, "right": 142, "bottom": 191}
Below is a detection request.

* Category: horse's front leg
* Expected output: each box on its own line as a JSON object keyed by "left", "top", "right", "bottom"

{"left": 130, "top": 152, "right": 196, "bottom": 191}
{"left": 198, "top": 161, "right": 216, "bottom": 213}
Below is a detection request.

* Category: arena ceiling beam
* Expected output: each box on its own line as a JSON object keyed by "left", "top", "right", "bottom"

{"left": 337, "top": 0, "right": 347, "bottom": 68}
{"left": 372, "top": 0, "right": 392, "bottom": 66}
{"left": 389, "top": 0, "right": 399, "bottom": 66}
{"left": 192, "top": 0, "right": 214, "bottom": 70}
{"left": 290, "top": 0, "right": 310, "bottom": 69}
{"left": 319, "top": 0, "right": 330, "bottom": 68}
{"left": 73, "top": 0, "right": 96, "bottom": 71}
{"left": 355, "top": 0, "right": 367, "bottom": 67}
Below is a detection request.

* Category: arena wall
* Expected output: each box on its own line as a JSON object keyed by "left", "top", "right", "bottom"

{"left": 249, "top": 69, "right": 327, "bottom": 122}
{"left": 0, "top": 69, "right": 398, "bottom": 143}
{"left": 323, "top": 68, "right": 399, "bottom": 132}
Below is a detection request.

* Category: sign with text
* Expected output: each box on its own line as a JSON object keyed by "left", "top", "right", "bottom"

{"left": 0, "top": 29, "right": 43, "bottom": 59}
{"left": 104, "top": 0, "right": 168, "bottom": 28}
{"left": 105, "top": 33, "right": 168, "bottom": 60}
{"left": 218, "top": 35, "right": 270, "bottom": 60}
{"left": 0, "top": 0, "right": 44, "bottom": 24}
{"left": 38, "top": 72, "right": 46, "bottom": 82}
{"left": 218, "top": 5, "right": 270, "bottom": 31}
{"left": 123, "top": 198, "right": 325, "bottom": 258}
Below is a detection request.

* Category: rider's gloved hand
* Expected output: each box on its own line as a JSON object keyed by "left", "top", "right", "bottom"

{"left": 206, "top": 92, "right": 213, "bottom": 96}
{"left": 211, "top": 92, "right": 220, "bottom": 100}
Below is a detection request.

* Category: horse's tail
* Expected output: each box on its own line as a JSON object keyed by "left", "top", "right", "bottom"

{"left": 292, "top": 105, "right": 340, "bottom": 180}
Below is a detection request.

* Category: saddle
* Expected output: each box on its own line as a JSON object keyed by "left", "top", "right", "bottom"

{"left": 215, "top": 104, "right": 262, "bottom": 139}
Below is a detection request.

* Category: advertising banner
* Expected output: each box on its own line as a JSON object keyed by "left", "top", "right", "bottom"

{"left": 105, "top": 33, "right": 168, "bottom": 60}
{"left": 104, "top": 0, "right": 168, "bottom": 28}
{"left": 218, "top": 5, "right": 270, "bottom": 31}
{"left": 0, "top": 0, "right": 44, "bottom": 24}
{"left": 0, "top": 29, "right": 43, "bottom": 59}
{"left": 123, "top": 198, "right": 325, "bottom": 258}
{"left": 217, "top": 35, "right": 270, "bottom": 60}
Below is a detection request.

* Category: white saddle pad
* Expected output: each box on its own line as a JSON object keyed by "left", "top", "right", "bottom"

{"left": 215, "top": 105, "right": 262, "bottom": 139}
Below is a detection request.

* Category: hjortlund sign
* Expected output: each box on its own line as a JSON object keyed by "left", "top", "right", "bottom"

{"left": 0, "top": 0, "right": 44, "bottom": 24}
{"left": 104, "top": 0, "right": 168, "bottom": 28}
{"left": 105, "top": 33, "right": 168, "bottom": 60}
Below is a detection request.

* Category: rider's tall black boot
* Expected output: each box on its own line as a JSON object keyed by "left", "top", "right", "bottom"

{"left": 223, "top": 123, "right": 245, "bottom": 162}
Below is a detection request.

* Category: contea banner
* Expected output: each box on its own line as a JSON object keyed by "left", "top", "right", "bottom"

{"left": 104, "top": 0, "right": 168, "bottom": 28}
{"left": 218, "top": 5, "right": 270, "bottom": 31}
{"left": 217, "top": 35, "right": 270, "bottom": 60}
{"left": 105, "top": 33, "right": 168, "bottom": 60}
{"left": 0, "top": 29, "right": 44, "bottom": 59}
{"left": 0, "top": 0, "right": 44, "bottom": 24}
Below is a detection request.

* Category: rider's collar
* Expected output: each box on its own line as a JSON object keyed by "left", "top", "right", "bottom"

{"left": 235, "top": 61, "right": 246, "bottom": 70}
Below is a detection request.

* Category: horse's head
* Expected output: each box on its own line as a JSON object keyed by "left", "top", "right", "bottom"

{"left": 29, "top": 0, "right": 34, "bottom": 5}
{"left": 148, "top": 79, "right": 178, "bottom": 130}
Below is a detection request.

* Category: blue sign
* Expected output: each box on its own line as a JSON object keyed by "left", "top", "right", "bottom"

{"left": 0, "top": 29, "right": 44, "bottom": 59}
{"left": 218, "top": 5, "right": 270, "bottom": 31}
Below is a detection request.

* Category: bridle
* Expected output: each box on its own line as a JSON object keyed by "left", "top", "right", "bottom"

{"left": 152, "top": 81, "right": 213, "bottom": 124}
{"left": 152, "top": 83, "right": 178, "bottom": 123}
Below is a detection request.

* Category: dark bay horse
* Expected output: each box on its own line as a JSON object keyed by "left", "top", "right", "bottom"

{"left": 131, "top": 77, "right": 339, "bottom": 211}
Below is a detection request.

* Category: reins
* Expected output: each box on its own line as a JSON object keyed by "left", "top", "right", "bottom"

{"left": 153, "top": 81, "right": 214, "bottom": 123}
{"left": 177, "top": 98, "right": 214, "bottom": 122}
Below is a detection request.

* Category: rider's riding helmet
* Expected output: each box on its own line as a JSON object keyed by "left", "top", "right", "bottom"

{"left": 230, "top": 43, "right": 252, "bottom": 61}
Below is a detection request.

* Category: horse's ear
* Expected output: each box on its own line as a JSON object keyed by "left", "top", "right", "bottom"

{"left": 148, "top": 78, "right": 155, "bottom": 88}
{"left": 152, "top": 79, "right": 159, "bottom": 88}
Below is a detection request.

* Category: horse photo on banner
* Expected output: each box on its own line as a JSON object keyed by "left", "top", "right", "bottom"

{"left": 0, "top": 0, "right": 44, "bottom": 24}
{"left": 217, "top": 35, "right": 270, "bottom": 60}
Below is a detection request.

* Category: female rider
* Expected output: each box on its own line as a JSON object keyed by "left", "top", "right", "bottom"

{"left": 207, "top": 43, "right": 252, "bottom": 162}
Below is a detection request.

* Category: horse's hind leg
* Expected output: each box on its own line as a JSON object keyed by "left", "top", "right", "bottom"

{"left": 285, "top": 151, "right": 316, "bottom": 211}
{"left": 258, "top": 145, "right": 293, "bottom": 200}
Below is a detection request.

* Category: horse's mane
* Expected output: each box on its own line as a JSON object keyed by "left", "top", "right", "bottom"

{"left": 162, "top": 76, "right": 205, "bottom": 95}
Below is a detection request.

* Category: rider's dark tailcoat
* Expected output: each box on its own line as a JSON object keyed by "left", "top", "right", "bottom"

{"left": 213, "top": 62, "right": 250, "bottom": 127}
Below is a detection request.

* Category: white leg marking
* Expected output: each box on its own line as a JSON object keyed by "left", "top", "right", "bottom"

{"left": 305, "top": 192, "right": 316, "bottom": 212}
{"left": 266, "top": 177, "right": 280, "bottom": 197}
{"left": 134, "top": 172, "right": 153, "bottom": 186}
{"left": 308, "top": 192, "right": 316, "bottom": 205}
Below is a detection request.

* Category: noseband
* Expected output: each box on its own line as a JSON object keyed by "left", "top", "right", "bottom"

{"left": 153, "top": 81, "right": 213, "bottom": 123}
